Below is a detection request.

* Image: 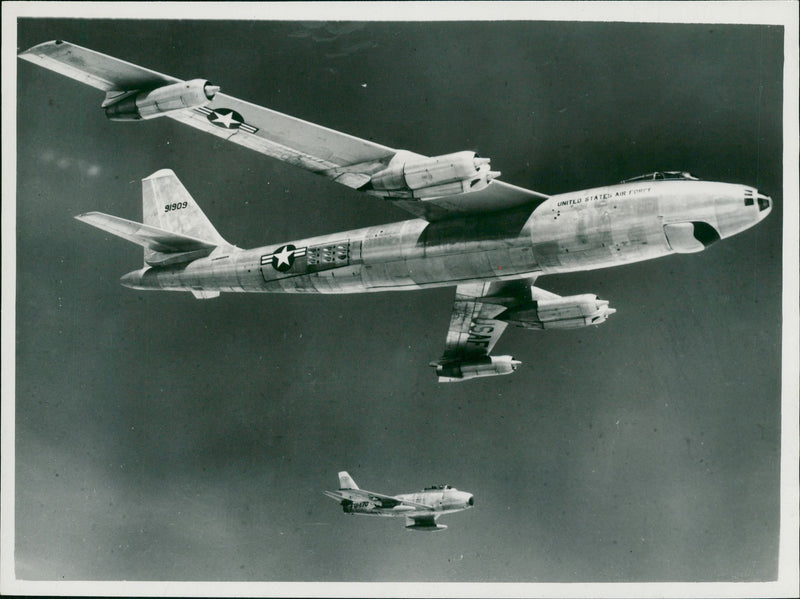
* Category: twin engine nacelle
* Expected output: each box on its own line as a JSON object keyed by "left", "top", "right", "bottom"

{"left": 103, "top": 79, "right": 219, "bottom": 121}
{"left": 434, "top": 355, "right": 521, "bottom": 383}
{"left": 501, "top": 294, "right": 616, "bottom": 330}
{"left": 367, "top": 150, "right": 500, "bottom": 200}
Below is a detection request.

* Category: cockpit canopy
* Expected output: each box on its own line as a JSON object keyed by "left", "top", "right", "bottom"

{"left": 622, "top": 171, "right": 699, "bottom": 183}
{"left": 423, "top": 484, "right": 453, "bottom": 491}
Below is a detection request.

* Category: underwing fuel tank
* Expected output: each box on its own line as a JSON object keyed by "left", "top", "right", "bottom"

{"left": 434, "top": 355, "right": 521, "bottom": 382}
{"left": 405, "top": 521, "right": 448, "bottom": 532}
{"left": 501, "top": 294, "right": 616, "bottom": 330}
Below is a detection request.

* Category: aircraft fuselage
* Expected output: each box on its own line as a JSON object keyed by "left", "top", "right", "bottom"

{"left": 120, "top": 179, "right": 771, "bottom": 295}
{"left": 343, "top": 488, "right": 473, "bottom": 519}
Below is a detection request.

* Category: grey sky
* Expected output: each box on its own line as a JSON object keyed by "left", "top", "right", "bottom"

{"left": 12, "top": 14, "right": 785, "bottom": 588}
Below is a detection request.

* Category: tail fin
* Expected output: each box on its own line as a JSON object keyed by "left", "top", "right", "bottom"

{"left": 338, "top": 471, "right": 359, "bottom": 490}
{"left": 75, "top": 169, "right": 230, "bottom": 267}
{"left": 142, "top": 168, "right": 228, "bottom": 246}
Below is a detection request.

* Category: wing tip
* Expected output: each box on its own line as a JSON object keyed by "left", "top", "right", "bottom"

{"left": 19, "top": 39, "right": 65, "bottom": 58}
{"left": 74, "top": 211, "right": 102, "bottom": 223}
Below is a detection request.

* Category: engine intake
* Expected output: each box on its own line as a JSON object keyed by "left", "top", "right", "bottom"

{"left": 501, "top": 294, "right": 616, "bottom": 330}
{"left": 434, "top": 355, "right": 521, "bottom": 382}
{"left": 367, "top": 150, "right": 500, "bottom": 200}
{"left": 103, "top": 79, "right": 219, "bottom": 121}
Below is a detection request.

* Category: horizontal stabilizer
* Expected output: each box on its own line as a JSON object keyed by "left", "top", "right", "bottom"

{"left": 75, "top": 212, "right": 218, "bottom": 266}
{"left": 323, "top": 490, "right": 346, "bottom": 503}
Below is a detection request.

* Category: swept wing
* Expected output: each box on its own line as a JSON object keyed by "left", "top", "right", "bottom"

{"left": 19, "top": 40, "right": 549, "bottom": 221}
{"left": 323, "top": 489, "right": 432, "bottom": 510}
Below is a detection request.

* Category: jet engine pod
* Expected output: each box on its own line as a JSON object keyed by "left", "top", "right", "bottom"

{"left": 501, "top": 294, "right": 616, "bottom": 330}
{"left": 368, "top": 150, "right": 500, "bottom": 199}
{"left": 434, "top": 354, "right": 521, "bottom": 382}
{"left": 103, "top": 79, "right": 219, "bottom": 121}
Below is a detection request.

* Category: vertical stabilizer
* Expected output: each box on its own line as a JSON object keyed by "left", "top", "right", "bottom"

{"left": 338, "top": 471, "right": 359, "bottom": 490}
{"left": 142, "top": 169, "right": 228, "bottom": 246}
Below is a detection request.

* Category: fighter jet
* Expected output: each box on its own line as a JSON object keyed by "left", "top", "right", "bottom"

{"left": 19, "top": 41, "right": 773, "bottom": 381}
{"left": 324, "top": 471, "right": 474, "bottom": 531}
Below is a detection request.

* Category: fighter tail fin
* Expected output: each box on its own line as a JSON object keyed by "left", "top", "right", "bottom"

{"left": 75, "top": 169, "right": 230, "bottom": 267}
{"left": 338, "top": 471, "right": 359, "bottom": 490}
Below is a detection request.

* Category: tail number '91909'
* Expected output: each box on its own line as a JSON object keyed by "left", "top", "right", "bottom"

{"left": 164, "top": 201, "right": 188, "bottom": 212}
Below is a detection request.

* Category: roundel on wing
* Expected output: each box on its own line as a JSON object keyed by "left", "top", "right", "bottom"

{"left": 206, "top": 108, "right": 244, "bottom": 129}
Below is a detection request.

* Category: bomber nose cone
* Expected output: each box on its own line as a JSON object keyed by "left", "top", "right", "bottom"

{"left": 467, "top": 495, "right": 474, "bottom": 507}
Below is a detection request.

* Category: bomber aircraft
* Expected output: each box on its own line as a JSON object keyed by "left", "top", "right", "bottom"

{"left": 19, "top": 41, "right": 772, "bottom": 381}
{"left": 324, "top": 471, "right": 473, "bottom": 531}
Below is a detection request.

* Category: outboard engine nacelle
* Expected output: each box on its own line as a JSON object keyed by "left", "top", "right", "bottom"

{"left": 433, "top": 355, "right": 521, "bottom": 383}
{"left": 103, "top": 79, "right": 219, "bottom": 121}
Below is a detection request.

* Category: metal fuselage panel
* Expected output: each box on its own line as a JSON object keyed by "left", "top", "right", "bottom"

{"left": 124, "top": 180, "right": 764, "bottom": 294}
{"left": 344, "top": 489, "right": 469, "bottom": 518}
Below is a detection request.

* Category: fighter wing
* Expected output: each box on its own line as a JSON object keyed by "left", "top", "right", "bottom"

{"left": 325, "top": 488, "right": 432, "bottom": 510}
{"left": 432, "top": 279, "right": 538, "bottom": 382}
{"left": 19, "top": 40, "right": 549, "bottom": 221}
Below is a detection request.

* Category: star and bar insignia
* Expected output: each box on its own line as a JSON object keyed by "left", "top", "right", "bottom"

{"left": 260, "top": 244, "right": 307, "bottom": 272}
{"left": 195, "top": 106, "right": 259, "bottom": 134}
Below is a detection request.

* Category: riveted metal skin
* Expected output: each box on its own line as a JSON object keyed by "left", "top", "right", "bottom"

{"left": 120, "top": 179, "right": 771, "bottom": 296}
{"left": 20, "top": 40, "right": 774, "bottom": 381}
